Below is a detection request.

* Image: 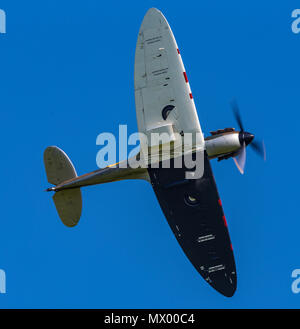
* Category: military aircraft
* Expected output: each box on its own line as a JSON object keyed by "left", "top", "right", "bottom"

{"left": 44, "top": 8, "right": 265, "bottom": 297}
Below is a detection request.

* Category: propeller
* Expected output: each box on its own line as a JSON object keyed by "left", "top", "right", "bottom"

{"left": 231, "top": 99, "right": 244, "bottom": 132}
{"left": 230, "top": 100, "right": 266, "bottom": 174}
{"left": 233, "top": 142, "right": 246, "bottom": 175}
{"left": 250, "top": 139, "right": 266, "bottom": 161}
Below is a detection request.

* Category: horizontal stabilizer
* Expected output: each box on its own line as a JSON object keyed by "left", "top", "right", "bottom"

{"left": 44, "top": 146, "right": 82, "bottom": 227}
{"left": 44, "top": 146, "right": 77, "bottom": 185}
{"left": 53, "top": 189, "right": 82, "bottom": 227}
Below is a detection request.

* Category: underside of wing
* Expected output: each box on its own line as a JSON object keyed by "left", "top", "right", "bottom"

{"left": 134, "top": 8, "right": 204, "bottom": 150}
{"left": 148, "top": 153, "right": 237, "bottom": 297}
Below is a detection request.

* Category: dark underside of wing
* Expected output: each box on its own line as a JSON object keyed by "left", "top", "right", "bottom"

{"left": 147, "top": 153, "right": 237, "bottom": 297}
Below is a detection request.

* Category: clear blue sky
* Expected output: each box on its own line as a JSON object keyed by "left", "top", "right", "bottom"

{"left": 0, "top": 0, "right": 300, "bottom": 308}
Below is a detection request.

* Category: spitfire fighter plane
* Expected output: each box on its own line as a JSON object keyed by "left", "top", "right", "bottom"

{"left": 44, "top": 8, "right": 265, "bottom": 297}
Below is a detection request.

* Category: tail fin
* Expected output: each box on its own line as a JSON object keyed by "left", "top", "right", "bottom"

{"left": 44, "top": 146, "right": 82, "bottom": 227}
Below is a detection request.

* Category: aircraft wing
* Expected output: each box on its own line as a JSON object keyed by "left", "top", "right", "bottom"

{"left": 148, "top": 152, "right": 237, "bottom": 297}
{"left": 135, "top": 9, "right": 236, "bottom": 296}
{"left": 134, "top": 8, "right": 204, "bottom": 149}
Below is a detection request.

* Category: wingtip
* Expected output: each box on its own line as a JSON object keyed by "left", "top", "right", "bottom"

{"left": 207, "top": 268, "right": 237, "bottom": 298}
{"left": 146, "top": 7, "right": 161, "bottom": 14}
{"left": 141, "top": 7, "right": 166, "bottom": 30}
{"left": 212, "top": 280, "right": 237, "bottom": 298}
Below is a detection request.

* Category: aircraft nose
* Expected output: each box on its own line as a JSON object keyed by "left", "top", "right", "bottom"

{"left": 243, "top": 132, "right": 254, "bottom": 145}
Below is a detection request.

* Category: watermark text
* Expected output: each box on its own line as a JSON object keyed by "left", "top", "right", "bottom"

{"left": 0, "top": 9, "right": 6, "bottom": 34}
{"left": 292, "top": 269, "right": 300, "bottom": 294}
{"left": 0, "top": 269, "right": 6, "bottom": 294}
{"left": 292, "top": 9, "right": 300, "bottom": 34}
{"left": 95, "top": 125, "right": 205, "bottom": 179}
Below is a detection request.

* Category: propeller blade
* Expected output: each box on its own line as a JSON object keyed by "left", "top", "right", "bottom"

{"left": 230, "top": 99, "right": 244, "bottom": 131}
{"left": 250, "top": 140, "right": 266, "bottom": 161}
{"left": 233, "top": 142, "right": 246, "bottom": 174}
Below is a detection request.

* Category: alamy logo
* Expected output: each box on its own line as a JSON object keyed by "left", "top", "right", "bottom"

{"left": 0, "top": 269, "right": 6, "bottom": 294}
{"left": 292, "top": 269, "right": 300, "bottom": 294}
{"left": 95, "top": 125, "right": 205, "bottom": 179}
{"left": 292, "top": 9, "right": 300, "bottom": 34}
{"left": 0, "top": 9, "right": 6, "bottom": 34}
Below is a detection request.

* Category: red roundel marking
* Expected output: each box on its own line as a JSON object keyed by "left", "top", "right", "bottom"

{"left": 222, "top": 215, "right": 227, "bottom": 227}
{"left": 230, "top": 244, "right": 233, "bottom": 251}
{"left": 189, "top": 93, "right": 193, "bottom": 99}
{"left": 218, "top": 199, "right": 222, "bottom": 207}
{"left": 183, "top": 72, "right": 188, "bottom": 83}
{"left": 177, "top": 48, "right": 180, "bottom": 54}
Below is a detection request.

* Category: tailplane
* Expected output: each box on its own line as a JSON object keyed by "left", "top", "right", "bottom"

{"left": 44, "top": 146, "right": 82, "bottom": 227}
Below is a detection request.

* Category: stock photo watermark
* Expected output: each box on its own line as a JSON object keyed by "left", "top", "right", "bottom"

{"left": 0, "top": 269, "right": 6, "bottom": 294}
{"left": 291, "top": 269, "right": 300, "bottom": 294}
{"left": 0, "top": 9, "right": 6, "bottom": 34}
{"left": 95, "top": 125, "right": 204, "bottom": 179}
{"left": 291, "top": 9, "right": 300, "bottom": 34}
